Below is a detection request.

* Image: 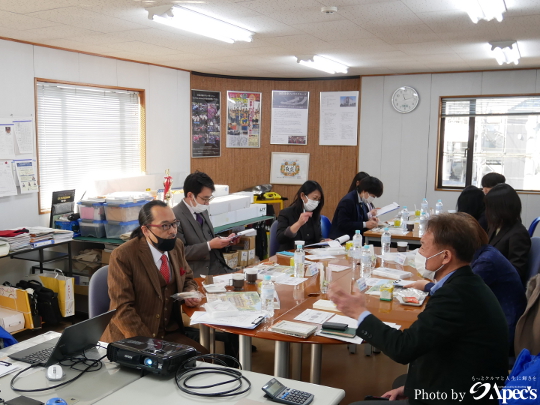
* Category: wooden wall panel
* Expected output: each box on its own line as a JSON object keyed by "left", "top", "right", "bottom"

{"left": 190, "top": 74, "right": 361, "bottom": 219}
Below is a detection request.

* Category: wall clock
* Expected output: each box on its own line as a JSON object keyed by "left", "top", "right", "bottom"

{"left": 392, "top": 86, "right": 419, "bottom": 113}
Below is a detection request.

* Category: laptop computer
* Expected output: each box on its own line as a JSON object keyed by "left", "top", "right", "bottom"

{"left": 9, "top": 309, "right": 116, "bottom": 367}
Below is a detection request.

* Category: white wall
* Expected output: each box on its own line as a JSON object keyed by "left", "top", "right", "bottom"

{"left": 359, "top": 70, "right": 540, "bottom": 228}
{"left": 0, "top": 39, "right": 191, "bottom": 229}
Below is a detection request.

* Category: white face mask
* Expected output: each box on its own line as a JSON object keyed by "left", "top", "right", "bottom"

{"left": 303, "top": 198, "right": 319, "bottom": 212}
{"left": 190, "top": 195, "right": 208, "bottom": 214}
{"left": 366, "top": 195, "right": 375, "bottom": 204}
{"left": 415, "top": 250, "right": 445, "bottom": 281}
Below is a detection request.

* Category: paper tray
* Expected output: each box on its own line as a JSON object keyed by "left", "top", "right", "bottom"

{"left": 396, "top": 295, "right": 427, "bottom": 307}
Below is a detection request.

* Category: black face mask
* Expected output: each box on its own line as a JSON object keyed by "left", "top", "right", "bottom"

{"left": 148, "top": 229, "right": 177, "bottom": 252}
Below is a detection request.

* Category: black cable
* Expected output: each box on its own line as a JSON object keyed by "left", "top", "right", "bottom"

{"left": 175, "top": 354, "right": 251, "bottom": 397}
{"left": 10, "top": 353, "right": 107, "bottom": 393}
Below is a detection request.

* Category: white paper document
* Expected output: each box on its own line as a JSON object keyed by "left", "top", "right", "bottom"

{"left": 305, "top": 255, "right": 336, "bottom": 260}
{"left": 0, "top": 122, "right": 15, "bottom": 159}
{"left": 13, "top": 119, "right": 33, "bottom": 154}
{"left": 294, "top": 309, "right": 334, "bottom": 324}
{"left": 274, "top": 276, "right": 307, "bottom": 286}
{"left": 377, "top": 202, "right": 400, "bottom": 217}
{"left": 14, "top": 160, "right": 38, "bottom": 194}
{"left": 189, "top": 310, "right": 265, "bottom": 329}
{"left": 327, "top": 264, "right": 350, "bottom": 272}
{"left": 0, "top": 160, "right": 17, "bottom": 197}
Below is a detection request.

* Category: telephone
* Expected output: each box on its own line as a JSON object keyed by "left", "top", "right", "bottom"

{"left": 262, "top": 192, "right": 282, "bottom": 200}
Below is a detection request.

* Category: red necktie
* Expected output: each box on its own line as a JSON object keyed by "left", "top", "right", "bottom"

{"left": 160, "top": 254, "right": 170, "bottom": 283}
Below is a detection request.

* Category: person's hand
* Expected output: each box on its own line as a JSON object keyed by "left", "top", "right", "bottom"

{"left": 410, "top": 280, "right": 430, "bottom": 291}
{"left": 366, "top": 218, "right": 378, "bottom": 229}
{"left": 328, "top": 284, "right": 366, "bottom": 320}
{"left": 369, "top": 208, "right": 378, "bottom": 217}
{"left": 184, "top": 297, "right": 201, "bottom": 307}
{"left": 296, "top": 212, "right": 313, "bottom": 227}
{"left": 209, "top": 237, "right": 233, "bottom": 249}
{"left": 382, "top": 385, "right": 407, "bottom": 400}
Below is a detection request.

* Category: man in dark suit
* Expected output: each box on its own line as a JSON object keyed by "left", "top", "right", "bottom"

{"left": 329, "top": 176, "right": 382, "bottom": 239}
{"left": 102, "top": 200, "right": 207, "bottom": 353}
{"left": 329, "top": 213, "right": 508, "bottom": 404}
{"left": 173, "top": 171, "right": 234, "bottom": 277}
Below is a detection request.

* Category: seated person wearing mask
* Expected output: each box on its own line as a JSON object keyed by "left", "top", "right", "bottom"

{"left": 330, "top": 176, "right": 382, "bottom": 240}
{"left": 347, "top": 171, "right": 370, "bottom": 193}
{"left": 173, "top": 171, "right": 235, "bottom": 278}
{"left": 481, "top": 172, "right": 505, "bottom": 195}
{"left": 329, "top": 213, "right": 508, "bottom": 404}
{"left": 102, "top": 200, "right": 207, "bottom": 353}
{"left": 411, "top": 212, "right": 526, "bottom": 355}
{"left": 276, "top": 180, "right": 325, "bottom": 251}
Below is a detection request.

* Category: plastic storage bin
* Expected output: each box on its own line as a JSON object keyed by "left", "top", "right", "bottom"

{"left": 104, "top": 201, "right": 147, "bottom": 222}
{"left": 78, "top": 219, "right": 106, "bottom": 238}
{"left": 78, "top": 200, "right": 106, "bottom": 220}
{"left": 55, "top": 220, "right": 79, "bottom": 231}
{"left": 104, "top": 220, "right": 138, "bottom": 239}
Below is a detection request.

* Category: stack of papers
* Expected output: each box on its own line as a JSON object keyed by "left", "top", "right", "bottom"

{"left": 294, "top": 309, "right": 334, "bottom": 324}
{"left": 190, "top": 311, "right": 265, "bottom": 329}
{"left": 313, "top": 299, "right": 338, "bottom": 311}
{"left": 0, "top": 233, "right": 30, "bottom": 251}
{"left": 270, "top": 320, "right": 317, "bottom": 338}
{"left": 52, "top": 230, "right": 74, "bottom": 243}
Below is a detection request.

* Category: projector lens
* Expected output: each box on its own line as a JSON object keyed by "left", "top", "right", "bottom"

{"left": 144, "top": 358, "right": 153, "bottom": 366}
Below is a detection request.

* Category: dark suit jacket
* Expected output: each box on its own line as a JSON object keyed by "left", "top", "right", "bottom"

{"left": 172, "top": 201, "right": 230, "bottom": 277}
{"left": 329, "top": 191, "right": 369, "bottom": 239}
{"left": 276, "top": 205, "right": 322, "bottom": 251}
{"left": 101, "top": 236, "right": 197, "bottom": 342}
{"left": 357, "top": 266, "right": 508, "bottom": 405}
{"left": 488, "top": 222, "right": 531, "bottom": 284}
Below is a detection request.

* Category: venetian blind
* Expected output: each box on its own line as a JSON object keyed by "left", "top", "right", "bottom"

{"left": 441, "top": 96, "right": 540, "bottom": 117}
{"left": 36, "top": 81, "right": 143, "bottom": 213}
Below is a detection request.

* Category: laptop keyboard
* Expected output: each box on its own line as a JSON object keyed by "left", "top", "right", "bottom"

{"left": 19, "top": 346, "right": 54, "bottom": 364}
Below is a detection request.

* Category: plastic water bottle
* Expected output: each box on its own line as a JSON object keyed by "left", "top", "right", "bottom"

{"left": 419, "top": 209, "right": 428, "bottom": 237}
{"left": 381, "top": 228, "right": 391, "bottom": 258}
{"left": 352, "top": 230, "right": 362, "bottom": 251}
{"left": 293, "top": 241, "right": 305, "bottom": 278}
{"left": 351, "top": 231, "right": 362, "bottom": 291}
{"left": 401, "top": 206, "right": 409, "bottom": 232}
{"left": 360, "top": 245, "right": 372, "bottom": 278}
{"left": 261, "top": 275, "right": 275, "bottom": 317}
{"left": 421, "top": 198, "right": 429, "bottom": 215}
{"left": 435, "top": 199, "right": 443, "bottom": 215}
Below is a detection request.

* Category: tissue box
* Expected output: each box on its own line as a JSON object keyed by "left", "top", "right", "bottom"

{"left": 0, "top": 307, "right": 25, "bottom": 333}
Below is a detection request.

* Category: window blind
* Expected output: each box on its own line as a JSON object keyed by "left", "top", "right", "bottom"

{"left": 441, "top": 96, "right": 540, "bottom": 117}
{"left": 36, "top": 82, "right": 143, "bottom": 213}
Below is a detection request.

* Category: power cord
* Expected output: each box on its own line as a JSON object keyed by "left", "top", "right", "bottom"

{"left": 175, "top": 354, "right": 251, "bottom": 397}
{"left": 10, "top": 346, "right": 108, "bottom": 393}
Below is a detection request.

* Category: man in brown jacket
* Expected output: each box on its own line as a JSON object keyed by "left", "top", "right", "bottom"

{"left": 101, "top": 200, "right": 207, "bottom": 353}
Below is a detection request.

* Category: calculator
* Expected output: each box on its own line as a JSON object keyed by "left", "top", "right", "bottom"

{"left": 262, "top": 378, "right": 314, "bottom": 405}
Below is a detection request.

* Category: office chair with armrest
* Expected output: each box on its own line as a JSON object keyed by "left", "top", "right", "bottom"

{"left": 320, "top": 215, "right": 331, "bottom": 239}
{"left": 529, "top": 217, "right": 540, "bottom": 237}
{"left": 269, "top": 221, "right": 279, "bottom": 257}
{"left": 88, "top": 265, "right": 110, "bottom": 318}
{"left": 526, "top": 237, "right": 540, "bottom": 284}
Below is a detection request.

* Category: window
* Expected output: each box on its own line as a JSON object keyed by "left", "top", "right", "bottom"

{"left": 438, "top": 95, "right": 540, "bottom": 192}
{"left": 36, "top": 80, "right": 145, "bottom": 213}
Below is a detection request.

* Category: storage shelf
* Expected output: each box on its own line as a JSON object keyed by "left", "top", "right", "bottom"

{"left": 11, "top": 250, "right": 68, "bottom": 263}
{"left": 214, "top": 216, "right": 274, "bottom": 233}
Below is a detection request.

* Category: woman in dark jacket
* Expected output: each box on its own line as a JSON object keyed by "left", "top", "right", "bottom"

{"left": 276, "top": 180, "right": 325, "bottom": 251}
{"left": 457, "top": 185, "right": 488, "bottom": 231}
{"left": 484, "top": 183, "right": 531, "bottom": 284}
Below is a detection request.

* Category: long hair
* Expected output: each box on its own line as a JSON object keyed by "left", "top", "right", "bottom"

{"left": 290, "top": 180, "right": 324, "bottom": 217}
{"left": 348, "top": 171, "right": 370, "bottom": 193}
{"left": 457, "top": 185, "right": 485, "bottom": 221}
{"left": 484, "top": 183, "right": 522, "bottom": 231}
{"left": 130, "top": 200, "right": 168, "bottom": 239}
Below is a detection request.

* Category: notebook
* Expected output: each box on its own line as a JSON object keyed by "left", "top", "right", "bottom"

{"left": 9, "top": 310, "right": 115, "bottom": 367}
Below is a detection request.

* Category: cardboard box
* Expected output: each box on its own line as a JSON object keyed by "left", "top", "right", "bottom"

{"left": 248, "top": 248, "right": 256, "bottom": 265}
{"left": 223, "top": 252, "right": 239, "bottom": 269}
{"left": 238, "top": 250, "right": 249, "bottom": 267}
{"left": 251, "top": 203, "right": 266, "bottom": 216}
{"left": 235, "top": 206, "right": 260, "bottom": 222}
{"left": 102, "top": 249, "right": 112, "bottom": 264}
{"left": 227, "top": 195, "right": 252, "bottom": 211}
{"left": 239, "top": 235, "right": 256, "bottom": 250}
{"left": 233, "top": 191, "right": 255, "bottom": 203}
{"left": 214, "top": 185, "right": 229, "bottom": 197}
{"left": 0, "top": 307, "right": 25, "bottom": 333}
{"left": 208, "top": 197, "right": 230, "bottom": 216}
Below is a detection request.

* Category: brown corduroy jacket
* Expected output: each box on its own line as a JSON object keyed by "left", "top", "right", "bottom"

{"left": 514, "top": 274, "right": 540, "bottom": 355}
{"left": 101, "top": 236, "right": 197, "bottom": 342}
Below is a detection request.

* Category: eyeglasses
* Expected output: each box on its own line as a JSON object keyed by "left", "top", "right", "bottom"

{"left": 146, "top": 220, "right": 181, "bottom": 231}
{"left": 197, "top": 195, "right": 214, "bottom": 203}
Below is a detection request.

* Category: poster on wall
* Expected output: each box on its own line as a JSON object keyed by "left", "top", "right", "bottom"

{"left": 15, "top": 160, "right": 38, "bottom": 194}
{"left": 226, "top": 91, "right": 261, "bottom": 148}
{"left": 0, "top": 121, "right": 15, "bottom": 159}
{"left": 191, "top": 90, "right": 221, "bottom": 158}
{"left": 319, "top": 91, "right": 359, "bottom": 146}
{"left": 270, "top": 91, "right": 309, "bottom": 145}
{"left": 270, "top": 152, "right": 310, "bottom": 185}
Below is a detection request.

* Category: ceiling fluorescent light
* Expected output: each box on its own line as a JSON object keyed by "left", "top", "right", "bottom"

{"left": 489, "top": 41, "right": 520, "bottom": 65}
{"left": 463, "top": 0, "right": 506, "bottom": 23}
{"left": 147, "top": 5, "right": 253, "bottom": 43}
{"left": 296, "top": 55, "right": 348, "bottom": 74}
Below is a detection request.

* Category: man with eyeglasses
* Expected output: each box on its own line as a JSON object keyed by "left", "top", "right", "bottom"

{"left": 102, "top": 200, "right": 208, "bottom": 353}
{"left": 173, "top": 171, "right": 235, "bottom": 278}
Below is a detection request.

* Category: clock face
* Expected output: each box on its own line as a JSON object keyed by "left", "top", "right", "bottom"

{"left": 392, "top": 86, "right": 419, "bottom": 113}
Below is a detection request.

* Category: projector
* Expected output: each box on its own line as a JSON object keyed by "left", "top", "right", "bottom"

{"left": 107, "top": 336, "right": 199, "bottom": 377}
